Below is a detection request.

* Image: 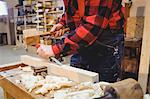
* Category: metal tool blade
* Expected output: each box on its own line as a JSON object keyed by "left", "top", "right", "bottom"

{"left": 50, "top": 57, "right": 63, "bottom": 66}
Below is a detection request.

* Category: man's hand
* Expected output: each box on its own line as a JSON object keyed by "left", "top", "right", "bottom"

{"left": 50, "top": 23, "right": 65, "bottom": 38}
{"left": 37, "top": 45, "right": 55, "bottom": 59}
{"left": 53, "top": 29, "right": 65, "bottom": 38}
{"left": 50, "top": 23, "right": 63, "bottom": 32}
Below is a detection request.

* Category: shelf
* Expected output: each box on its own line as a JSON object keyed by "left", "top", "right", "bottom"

{"left": 26, "top": 14, "right": 36, "bottom": 17}
{"left": 37, "top": 1, "right": 44, "bottom": 3}
{"left": 45, "top": 0, "right": 53, "bottom": 2}
{"left": 46, "top": 24, "right": 54, "bottom": 26}
{"left": 15, "top": 16, "right": 24, "bottom": 18}
{"left": 46, "top": 10, "right": 64, "bottom": 14}
{"left": 24, "top": 4, "right": 36, "bottom": 7}
{"left": 36, "top": 15, "right": 44, "bottom": 18}
{"left": 14, "top": 0, "right": 63, "bottom": 33}
{"left": 36, "top": 9, "right": 44, "bottom": 13}
{"left": 37, "top": 0, "right": 53, "bottom": 2}
{"left": 26, "top": 24, "right": 37, "bottom": 26}
{"left": 17, "top": 24, "right": 37, "bottom": 27}
{"left": 15, "top": 14, "right": 36, "bottom": 18}
{"left": 44, "top": 6, "right": 53, "bottom": 9}
{"left": 33, "top": 21, "right": 44, "bottom": 23}
{"left": 15, "top": 4, "right": 36, "bottom": 9}
{"left": 37, "top": 27, "right": 44, "bottom": 29}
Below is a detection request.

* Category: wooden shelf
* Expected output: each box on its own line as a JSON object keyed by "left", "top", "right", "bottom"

{"left": 15, "top": 14, "right": 36, "bottom": 18}
{"left": 25, "top": 14, "right": 36, "bottom": 17}
{"left": 15, "top": 4, "right": 35, "bottom": 9}
{"left": 46, "top": 10, "right": 64, "bottom": 14}
{"left": 24, "top": 4, "right": 36, "bottom": 7}
{"left": 46, "top": 24, "right": 53, "bottom": 26}
{"left": 21, "top": 24, "right": 36, "bottom": 26}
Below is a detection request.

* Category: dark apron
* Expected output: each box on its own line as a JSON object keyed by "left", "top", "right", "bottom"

{"left": 71, "top": 28, "right": 124, "bottom": 83}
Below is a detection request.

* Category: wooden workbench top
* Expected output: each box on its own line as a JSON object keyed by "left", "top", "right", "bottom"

{"left": 0, "top": 55, "right": 99, "bottom": 99}
{"left": 0, "top": 67, "right": 53, "bottom": 99}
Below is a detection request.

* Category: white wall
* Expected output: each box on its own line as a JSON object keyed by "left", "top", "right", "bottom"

{"left": 0, "top": 0, "right": 18, "bottom": 44}
{"left": 130, "top": 0, "right": 147, "bottom": 16}
{"left": 5, "top": 0, "right": 18, "bottom": 8}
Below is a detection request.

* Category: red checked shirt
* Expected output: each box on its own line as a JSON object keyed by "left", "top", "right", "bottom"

{"left": 52, "top": 0, "right": 125, "bottom": 57}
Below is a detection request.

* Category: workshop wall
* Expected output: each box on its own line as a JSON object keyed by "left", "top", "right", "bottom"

{"left": 126, "top": 0, "right": 146, "bottom": 38}
{"left": 130, "top": 0, "right": 147, "bottom": 17}
{"left": 0, "top": 0, "right": 18, "bottom": 45}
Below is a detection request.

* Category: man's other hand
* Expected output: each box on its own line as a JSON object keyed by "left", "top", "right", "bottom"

{"left": 37, "top": 45, "right": 55, "bottom": 59}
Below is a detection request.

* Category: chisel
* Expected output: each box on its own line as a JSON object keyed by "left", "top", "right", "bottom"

{"left": 36, "top": 44, "right": 63, "bottom": 66}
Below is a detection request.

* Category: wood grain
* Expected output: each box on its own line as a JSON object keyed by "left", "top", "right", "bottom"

{"left": 138, "top": 0, "right": 150, "bottom": 94}
{"left": 0, "top": 63, "right": 27, "bottom": 72}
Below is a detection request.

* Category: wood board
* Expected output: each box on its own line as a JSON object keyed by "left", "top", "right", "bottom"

{"left": 0, "top": 55, "right": 99, "bottom": 99}
{"left": 21, "top": 55, "right": 99, "bottom": 83}
{"left": 0, "top": 55, "right": 144, "bottom": 99}
{"left": 126, "top": 17, "right": 144, "bottom": 38}
{"left": 0, "top": 68, "right": 50, "bottom": 99}
{"left": 138, "top": 0, "right": 150, "bottom": 94}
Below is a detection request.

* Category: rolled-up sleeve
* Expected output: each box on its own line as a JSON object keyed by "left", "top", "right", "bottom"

{"left": 52, "top": 0, "right": 124, "bottom": 57}
{"left": 52, "top": 15, "right": 109, "bottom": 56}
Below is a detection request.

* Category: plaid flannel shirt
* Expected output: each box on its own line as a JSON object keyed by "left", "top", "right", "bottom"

{"left": 52, "top": 0, "right": 125, "bottom": 57}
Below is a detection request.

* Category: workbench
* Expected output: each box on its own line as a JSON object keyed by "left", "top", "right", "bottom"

{"left": 0, "top": 55, "right": 145, "bottom": 99}
{"left": 0, "top": 55, "right": 99, "bottom": 99}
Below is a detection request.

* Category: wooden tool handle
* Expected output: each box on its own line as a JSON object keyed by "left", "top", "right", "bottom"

{"left": 41, "top": 28, "right": 70, "bottom": 37}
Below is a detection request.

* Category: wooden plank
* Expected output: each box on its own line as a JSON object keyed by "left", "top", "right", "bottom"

{"left": 0, "top": 67, "right": 52, "bottom": 99}
{"left": 0, "top": 62, "right": 22, "bottom": 68}
{"left": 0, "top": 76, "right": 35, "bottom": 99}
{"left": 0, "top": 60, "right": 144, "bottom": 99}
{"left": 21, "top": 55, "right": 99, "bottom": 83}
{"left": 4, "top": 90, "right": 14, "bottom": 99}
{"left": 138, "top": 1, "right": 150, "bottom": 94}
{"left": 0, "top": 55, "right": 98, "bottom": 99}
{"left": 23, "top": 29, "right": 43, "bottom": 38}
{"left": 125, "top": 38, "right": 142, "bottom": 48}
{"left": 0, "top": 62, "right": 27, "bottom": 72}
{"left": 49, "top": 65, "right": 99, "bottom": 83}
{"left": 23, "top": 29, "right": 41, "bottom": 50}
{"left": 126, "top": 17, "right": 144, "bottom": 38}
{"left": 24, "top": 36, "right": 40, "bottom": 46}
